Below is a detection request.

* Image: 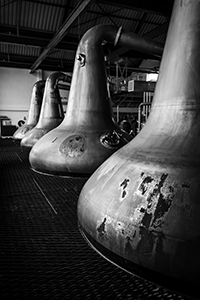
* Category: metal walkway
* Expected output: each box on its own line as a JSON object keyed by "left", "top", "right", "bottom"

{"left": 0, "top": 138, "right": 198, "bottom": 300}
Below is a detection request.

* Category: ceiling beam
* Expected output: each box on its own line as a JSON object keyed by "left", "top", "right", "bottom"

{"left": 0, "top": 25, "right": 79, "bottom": 48}
{"left": 29, "top": 0, "right": 94, "bottom": 74}
{"left": 74, "top": 8, "right": 166, "bottom": 26}
{"left": 0, "top": 32, "right": 78, "bottom": 51}
{"left": 0, "top": 53, "right": 74, "bottom": 72}
{"left": 133, "top": 12, "right": 147, "bottom": 34}
{"left": 143, "top": 22, "right": 169, "bottom": 39}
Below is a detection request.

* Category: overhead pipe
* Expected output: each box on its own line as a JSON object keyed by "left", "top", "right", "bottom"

{"left": 13, "top": 80, "right": 45, "bottom": 140}
{"left": 77, "top": 0, "right": 200, "bottom": 297}
{"left": 21, "top": 72, "right": 68, "bottom": 148}
{"left": 108, "top": 21, "right": 169, "bottom": 61}
{"left": 28, "top": 24, "right": 162, "bottom": 176}
{"left": 116, "top": 26, "right": 163, "bottom": 58}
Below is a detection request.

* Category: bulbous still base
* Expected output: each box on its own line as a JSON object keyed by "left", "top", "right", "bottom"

{"left": 13, "top": 124, "right": 35, "bottom": 141}
{"left": 20, "top": 128, "right": 48, "bottom": 148}
{"left": 29, "top": 125, "right": 132, "bottom": 177}
{"left": 78, "top": 224, "right": 198, "bottom": 299}
{"left": 77, "top": 149, "right": 200, "bottom": 300}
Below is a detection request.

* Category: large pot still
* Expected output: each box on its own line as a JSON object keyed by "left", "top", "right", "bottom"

{"left": 21, "top": 72, "right": 67, "bottom": 148}
{"left": 78, "top": 0, "right": 200, "bottom": 296}
{"left": 29, "top": 25, "right": 163, "bottom": 176}
{"left": 13, "top": 80, "right": 45, "bottom": 140}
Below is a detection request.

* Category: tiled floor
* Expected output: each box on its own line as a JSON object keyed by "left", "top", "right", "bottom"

{"left": 0, "top": 138, "right": 198, "bottom": 300}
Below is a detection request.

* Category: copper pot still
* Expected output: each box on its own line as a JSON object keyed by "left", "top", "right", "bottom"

{"left": 20, "top": 72, "right": 67, "bottom": 148}
{"left": 77, "top": 0, "right": 200, "bottom": 296}
{"left": 29, "top": 25, "right": 162, "bottom": 176}
{"left": 13, "top": 80, "right": 45, "bottom": 140}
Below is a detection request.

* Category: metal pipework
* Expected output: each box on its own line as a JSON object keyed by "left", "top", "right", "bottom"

{"left": 29, "top": 24, "right": 162, "bottom": 176}
{"left": 21, "top": 72, "right": 68, "bottom": 148}
{"left": 13, "top": 80, "right": 45, "bottom": 140}
{"left": 77, "top": 1, "right": 200, "bottom": 297}
{"left": 116, "top": 26, "right": 163, "bottom": 58}
{"left": 138, "top": 101, "right": 152, "bottom": 132}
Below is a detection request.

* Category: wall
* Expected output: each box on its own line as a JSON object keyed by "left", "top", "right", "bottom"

{"left": 0, "top": 67, "right": 39, "bottom": 126}
{"left": 0, "top": 67, "right": 71, "bottom": 126}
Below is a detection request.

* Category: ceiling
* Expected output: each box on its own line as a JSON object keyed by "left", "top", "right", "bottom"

{"left": 0, "top": 0, "right": 174, "bottom": 75}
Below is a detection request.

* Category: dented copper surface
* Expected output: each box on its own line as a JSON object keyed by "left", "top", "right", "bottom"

{"left": 59, "top": 134, "right": 87, "bottom": 158}
{"left": 13, "top": 80, "right": 45, "bottom": 140}
{"left": 77, "top": 0, "right": 200, "bottom": 288}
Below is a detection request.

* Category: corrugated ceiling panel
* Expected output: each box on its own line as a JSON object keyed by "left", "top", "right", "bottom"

{"left": 139, "top": 23, "right": 158, "bottom": 36}
{"left": 118, "top": 19, "right": 139, "bottom": 32}
{"left": 0, "top": 0, "right": 17, "bottom": 25}
{"left": 68, "top": 12, "right": 140, "bottom": 38}
{"left": 36, "top": 0, "right": 66, "bottom": 5}
{"left": 68, "top": 18, "right": 139, "bottom": 38}
{"left": 0, "top": 43, "right": 9, "bottom": 52}
{"left": 93, "top": 2, "right": 120, "bottom": 14}
{"left": 80, "top": 11, "right": 106, "bottom": 25}
{"left": 154, "top": 33, "right": 166, "bottom": 44}
{"left": 146, "top": 13, "right": 168, "bottom": 24}
{"left": 48, "top": 49, "right": 75, "bottom": 61}
{"left": 88, "top": 2, "right": 144, "bottom": 29}
{"left": 1, "top": 0, "right": 160, "bottom": 35}
{"left": 20, "top": 0, "right": 64, "bottom": 31}
{"left": 0, "top": 43, "right": 40, "bottom": 56}
{"left": 118, "top": 9, "right": 144, "bottom": 20}
{"left": 67, "top": 13, "right": 101, "bottom": 37}
{"left": 68, "top": 3, "right": 153, "bottom": 37}
{"left": 95, "top": 3, "right": 144, "bottom": 21}
{"left": 77, "top": 12, "right": 115, "bottom": 33}
{"left": 0, "top": 0, "right": 169, "bottom": 72}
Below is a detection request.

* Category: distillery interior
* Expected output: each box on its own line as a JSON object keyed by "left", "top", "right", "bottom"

{"left": 1, "top": 0, "right": 200, "bottom": 299}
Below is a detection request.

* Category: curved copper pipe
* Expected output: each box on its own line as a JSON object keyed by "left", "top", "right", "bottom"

{"left": 21, "top": 72, "right": 67, "bottom": 148}
{"left": 13, "top": 80, "right": 45, "bottom": 140}
{"left": 77, "top": 1, "right": 200, "bottom": 296}
{"left": 65, "top": 24, "right": 163, "bottom": 127}
{"left": 36, "top": 71, "right": 65, "bottom": 123}
{"left": 117, "top": 26, "right": 163, "bottom": 58}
